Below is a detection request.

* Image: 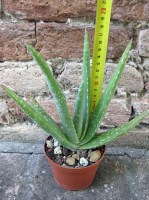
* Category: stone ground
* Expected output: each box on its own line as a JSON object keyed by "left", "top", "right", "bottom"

{"left": 0, "top": 123, "right": 149, "bottom": 200}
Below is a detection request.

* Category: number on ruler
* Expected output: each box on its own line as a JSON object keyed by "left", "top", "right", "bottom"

{"left": 94, "top": 81, "right": 99, "bottom": 86}
{"left": 90, "top": 0, "right": 113, "bottom": 112}
{"left": 101, "top": 8, "right": 106, "bottom": 15}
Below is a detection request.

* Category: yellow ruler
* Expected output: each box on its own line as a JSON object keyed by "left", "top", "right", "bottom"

{"left": 90, "top": 0, "right": 113, "bottom": 112}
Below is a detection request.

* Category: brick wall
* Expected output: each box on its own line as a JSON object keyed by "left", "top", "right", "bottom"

{"left": 0, "top": 0, "right": 149, "bottom": 133}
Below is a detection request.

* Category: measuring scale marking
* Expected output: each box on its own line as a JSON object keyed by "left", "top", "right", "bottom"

{"left": 90, "top": 0, "right": 113, "bottom": 112}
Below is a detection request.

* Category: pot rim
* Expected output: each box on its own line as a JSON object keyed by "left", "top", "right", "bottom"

{"left": 44, "top": 135, "right": 106, "bottom": 170}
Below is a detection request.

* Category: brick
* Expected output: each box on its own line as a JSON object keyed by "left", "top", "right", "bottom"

{"left": 6, "top": 100, "right": 29, "bottom": 123}
{"left": 0, "top": 61, "right": 49, "bottom": 96}
{"left": 108, "top": 27, "right": 132, "bottom": 59}
{"left": 119, "top": 65, "right": 144, "bottom": 93}
{"left": 0, "top": 99, "right": 9, "bottom": 124}
{"left": 102, "top": 99, "right": 131, "bottom": 127}
{"left": 142, "top": 58, "right": 149, "bottom": 71}
{"left": 1, "top": 123, "right": 149, "bottom": 149}
{"left": 36, "top": 23, "right": 132, "bottom": 59}
{"left": 0, "top": 0, "right": 2, "bottom": 19}
{"left": 0, "top": 123, "right": 48, "bottom": 142}
{"left": 35, "top": 23, "right": 93, "bottom": 59}
{"left": 58, "top": 61, "right": 143, "bottom": 101}
{"left": 57, "top": 61, "right": 82, "bottom": 99}
{"left": 3, "top": 0, "right": 149, "bottom": 22}
{"left": 138, "top": 30, "right": 149, "bottom": 58}
{"left": 104, "top": 64, "right": 144, "bottom": 93}
{"left": 1, "top": 97, "right": 131, "bottom": 127}
{"left": 37, "top": 98, "right": 71, "bottom": 124}
{"left": 112, "top": 0, "right": 149, "bottom": 22}
{"left": 109, "top": 128, "right": 149, "bottom": 149}
{"left": 132, "top": 98, "right": 149, "bottom": 124}
{"left": 145, "top": 82, "right": 149, "bottom": 90}
{"left": 28, "top": 98, "right": 130, "bottom": 128}
{"left": 0, "top": 98, "right": 73, "bottom": 125}
{"left": 0, "top": 22, "right": 132, "bottom": 61}
{"left": 0, "top": 23, "right": 36, "bottom": 61}
{"left": 3, "top": 0, "right": 96, "bottom": 22}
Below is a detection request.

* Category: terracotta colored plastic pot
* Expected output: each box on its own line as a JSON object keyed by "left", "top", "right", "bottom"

{"left": 44, "top": 136, "right": 106, "bottom": 191}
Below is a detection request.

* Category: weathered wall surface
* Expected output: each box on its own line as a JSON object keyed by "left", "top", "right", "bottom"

{"left": 0, "top": 0, "right": 149, "bottom": 147}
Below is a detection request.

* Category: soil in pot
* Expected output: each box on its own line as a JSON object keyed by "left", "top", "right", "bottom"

{"left": 44, "top": 135, "right": 106, "bottom": 190}
{"left": 45, "top": 136, "right": 105, "bottom": 168}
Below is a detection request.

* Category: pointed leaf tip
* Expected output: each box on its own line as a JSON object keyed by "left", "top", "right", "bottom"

{"left": 1, "top": 84, "right": 7, "bottom": 90}
{"left": 25, "top": 44, "right": 31, "bottom": 50}
{"left": 84, "top": 29, "right": 89, "bottom": 40}
{"left": 25, "top": 44, "right": 36, "bottom": 56}
{"left": 84, "top": 28, "right": 87, "bottom": 35}
{"left": 0, "top": 84, "right": 4, "bottom": 88}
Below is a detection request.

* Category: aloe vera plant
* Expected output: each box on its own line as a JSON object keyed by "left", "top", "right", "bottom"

{"left": 1, "top": 30, "right": 149, "bottom": 150}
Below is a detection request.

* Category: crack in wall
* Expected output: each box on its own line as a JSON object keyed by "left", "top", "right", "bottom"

{"left": 34, "top": 21, "right": 37, "bottom": 45}
{"left": 0, "top": 0, "right": 1, "bottom": 19}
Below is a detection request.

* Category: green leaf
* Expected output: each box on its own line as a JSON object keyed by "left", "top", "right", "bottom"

{"left": 73, "top": 30, "right": 91, "bottom": 141}
{"left": 73, "top": 82, "right": 84, "bottom": 139}
{"left": 81, "top": 30, "right": 90, "bottom": 139}
{"left": 79, "top": 30, "right": 91, "bottom": 140}
{"left": 1, "top": 85, "right": 79, "bottom": 149}
{"left": 79, "top": 110, "right": 149, "bottom": 149}
{"left": 80, "top": 41, "right": 132, "bottom": 145}
{"left": 28, "top": 95, "right": 56, "bottom": 125}
{"left": 26, "top": 45, "right": 79, "bottom": 144}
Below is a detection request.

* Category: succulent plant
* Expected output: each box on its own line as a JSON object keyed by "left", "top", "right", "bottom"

{"left": 1, "top": 30, "right": 149, "bottom": 150}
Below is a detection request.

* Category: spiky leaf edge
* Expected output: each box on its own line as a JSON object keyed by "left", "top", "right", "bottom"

{"left": 73, "top": 82, "right": 84, "bottom": 139}
{"left": 1, "top": 85, "right": 79, "bottom": 149}
{"left": 80, "top": 41, "right": 132, "bottom": 145}
{"left": 73, "top": 30, "right": 90, "bottom": 140}
{"left": 79, "top": 110, "right": 149, "bottom": 149}
{"left": 26, "top": 45, "right": 79, "bottom": 144}
{"left": 80, "top": 30, "right": 91, "bottom": 140}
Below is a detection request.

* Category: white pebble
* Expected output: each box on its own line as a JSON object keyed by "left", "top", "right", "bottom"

{"left": 72, "top": 154, "right": 80, "bottom": 161}
{"left": 104, "top": 184, "right": 108, "bottom": 188}
{"left": 53, "top": 139, "right": 59, "bottom": 147}
{"left": 66, "top": 157, "right": 75, "bottom": 166}
{"left": 46, "top": 140, "right": 53, "bottom": 148}
{"left": 88, "top": 150, "right": 101, "bottom": 162}
{"left": 80, "top": 157, "right": 88, "bottom": 167}
{"left": 54, "top": 146, "right": 62, "bottom": 154}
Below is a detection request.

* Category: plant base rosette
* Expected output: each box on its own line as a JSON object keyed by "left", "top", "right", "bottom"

{"left": 44, "top": 135, "right": 106, "bottom": 190}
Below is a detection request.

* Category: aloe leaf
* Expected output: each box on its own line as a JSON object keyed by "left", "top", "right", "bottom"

{"left": 73, "top": 82, "right": 84, "bottom": 139}
{"left": 73, "top": 31, "right": 90, "bottom": 140}
{"left": 80, "top": 41, "right": 132, "bottom": 145}
{"left": 26, "top": 45, "right": 79, "bottom": 144}
{"left": 79, "top": 30, "right": 91, "bottom": 140}
{"left": 1, "top": 85, "right": 78, "bottom": 149}
{"left": 79, "top": 110, "right": 149, "bottom": 149}
{"left": 28, "top": 95, "right": 56, "bottom": 125}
